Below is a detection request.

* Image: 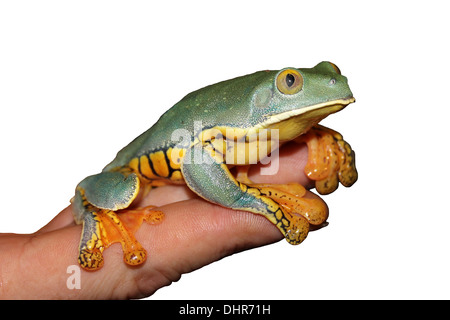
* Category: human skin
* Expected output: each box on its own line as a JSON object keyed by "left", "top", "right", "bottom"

{"left": 0, "top": 142, "right": 324, "bottom": 299}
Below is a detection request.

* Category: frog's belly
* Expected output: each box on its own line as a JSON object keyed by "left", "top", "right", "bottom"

{"left": 126, "top": 147, "right": 186, "bottom": 184}
{"left": 207, "top": 138, "right": 278, "bottom": 166}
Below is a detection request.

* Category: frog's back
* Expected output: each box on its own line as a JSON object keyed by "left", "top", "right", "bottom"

{"left": 102, "top": 112, "right": 186, "bottom": 172}
{"left": 104, "top": 70, "right": 275, "bottom": 171}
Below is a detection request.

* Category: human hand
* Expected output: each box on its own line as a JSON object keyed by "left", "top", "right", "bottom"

{"left": 0, "top": 142, "right": 324, "bottom": 299}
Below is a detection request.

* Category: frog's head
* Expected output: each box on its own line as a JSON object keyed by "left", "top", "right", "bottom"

{"left": 251, "top": 61, "right": 355, "bottom": 141}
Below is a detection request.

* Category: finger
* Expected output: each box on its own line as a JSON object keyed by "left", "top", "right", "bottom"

{"left": 249, "top": 141, "right": 312, "bottom": 186}
{"left": 19, "top": 140, "right": 321, "bottom": 299}
{"left": 6, "top": 199, "right": 282, "bottom": 299}
{"left": 107, "top": 199, "right": 285, "bottom": 298}
{"left": 135, "top": 184, "right": 198, "bottom": 208}
{"left": 40, "top": 141, "right": 311, "bottom": 234}
{"left": 37, "top": 205, "right": 76, "bottom": 234}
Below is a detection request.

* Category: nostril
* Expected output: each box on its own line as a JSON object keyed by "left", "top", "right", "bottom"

{"left": 329, "top": 78, "right": 336, "bottom": 85}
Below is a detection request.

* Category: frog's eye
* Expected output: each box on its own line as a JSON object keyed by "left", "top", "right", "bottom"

{"left": 328, "top": 62, "right": 341, "bottom": 75}
{"left": 276, "top": 69, "right": 303, "bottom": 95}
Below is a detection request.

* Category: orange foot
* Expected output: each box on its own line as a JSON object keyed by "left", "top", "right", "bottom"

{"left": 236, "top": 167, "right": 328, "bottom": 245}
{"left": 296, "top": 124, "right": 358, "bottom": 195}
{"left": 78, "top": 205, "right": 164, "bottom": 271}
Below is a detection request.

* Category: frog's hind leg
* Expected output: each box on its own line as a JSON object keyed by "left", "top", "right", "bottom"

{"left": 72, "top": 189, "right": 106, "bottom": 270}
{"left": 72, "top": 171, "right": 164, "bottom": 270}
{"left": 102, "top": 206, "right": 164, "bottom": 266}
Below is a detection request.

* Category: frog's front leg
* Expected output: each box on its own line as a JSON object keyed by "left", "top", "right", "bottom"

{"left": 296, "top": 125, "right": 358, "bottom": 195}
{"left": 236, "top": 166, "right": 328, "bottom": 227}
{"left": 181, "top": 143, "right": 326, "bottom": 245}
{"left": 72, "top": 171, "right": 162, "bottom": 270}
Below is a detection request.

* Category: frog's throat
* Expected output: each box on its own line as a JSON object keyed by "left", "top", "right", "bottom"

{"left": 194, "top": 97, "right": 354, "bottom": 165}
{"left": 252, "top": 97, "right": 355, "bottom": 141}
{"left": 197, "top": 97, "right": 355, "bottom": 144}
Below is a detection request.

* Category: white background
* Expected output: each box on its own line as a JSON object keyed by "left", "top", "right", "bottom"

{"left": 1, "top": 1, "right": 449, "bottom": 299}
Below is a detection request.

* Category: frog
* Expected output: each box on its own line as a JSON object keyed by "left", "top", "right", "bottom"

{"left": 71, "top": 61, "right": 358, "bottom": 271}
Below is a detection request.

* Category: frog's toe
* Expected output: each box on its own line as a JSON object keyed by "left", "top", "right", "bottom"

{"left": 338, "top": 146, "right": 358, "bottom": 187}
{"left": 315, "top": 174, "right": 339, "bottom": 195}
{"left": 244, "top": 182, "right": 328, "bottom": 245}
{"left": 283, "top": 213, "right": 310, "bottom": 245}
{"left": 299, "top": 125, "right": 358, "bottom": 195}
{"left": 254, "top": 182, "right": 329, "bottom": 226}
{"left": 79, "top": 248, "right": 104, "bottom": 271}
{"left": 124, "top": 248, "right": 147, "bottom": 266}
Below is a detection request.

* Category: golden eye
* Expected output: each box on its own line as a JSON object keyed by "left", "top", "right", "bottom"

{"left": 328, "top": 62, "right": 341, "bottom": 75}
{"left": 276, "top": 69, "right": 303, "bottom": 95}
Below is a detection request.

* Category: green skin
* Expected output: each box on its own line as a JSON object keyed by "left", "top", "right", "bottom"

{"left": 104, "top": 61, "right": 352, "bottom": 169}
{"left": 73, "top": 62, "right": 354, "bottom": 261}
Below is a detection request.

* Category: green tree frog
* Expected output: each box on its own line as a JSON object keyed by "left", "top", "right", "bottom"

{"left": 72, "top": 61, "right": 357, "bottom": 270}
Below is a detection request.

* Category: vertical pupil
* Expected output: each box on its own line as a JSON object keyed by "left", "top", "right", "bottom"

{"left": 286, "top": 73, "right": 295, "bottom": 87}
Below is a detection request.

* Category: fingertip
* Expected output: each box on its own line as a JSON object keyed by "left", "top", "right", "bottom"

{"left": 37, "top": 205, "right": 76, "bottom": 233}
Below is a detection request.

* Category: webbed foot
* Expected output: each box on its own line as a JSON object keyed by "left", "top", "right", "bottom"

{"left": 109, "top": 206, "right": 164, "bottom": 266}
{"left": 296, "top": 125, "right": 358, "bottom": 194}
{"left": 73, "top": 190, "right": 164, "bottom": 270}
{"left": 242, "top": 182, "right": 328, "bottom": 244}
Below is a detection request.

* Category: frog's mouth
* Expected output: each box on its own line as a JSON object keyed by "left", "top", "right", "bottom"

{"left": 252, "top": 97, "right": 355, "bottom": 141}
{"left": 197, "top": 97, "right": 354, "bottom": 165}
